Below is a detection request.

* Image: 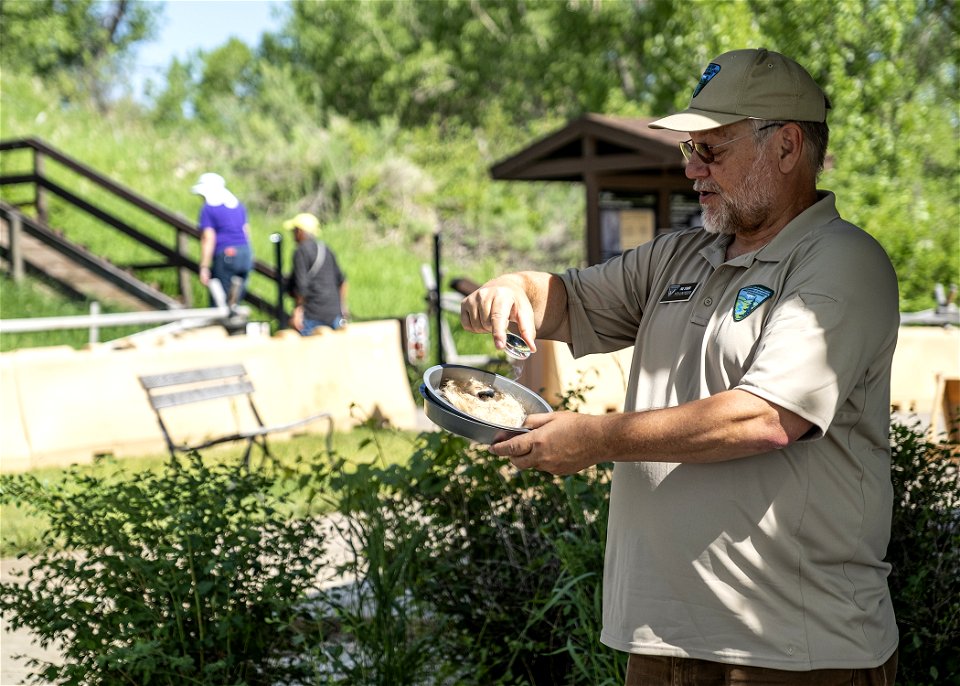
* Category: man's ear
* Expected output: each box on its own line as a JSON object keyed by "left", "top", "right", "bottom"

{"left": 777, "top": 123, "right": 804, "bottom": 173}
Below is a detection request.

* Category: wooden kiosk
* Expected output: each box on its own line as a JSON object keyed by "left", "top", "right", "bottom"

{"left": 490, "top": 113, "right": 697, "bottom": 266}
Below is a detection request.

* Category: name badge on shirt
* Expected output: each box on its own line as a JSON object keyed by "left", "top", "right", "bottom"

{"left": 733, "top": 285, "right": 774, "bottom": 321}
{"left": 660, "top": 282, "right": 700, "bottom": 303}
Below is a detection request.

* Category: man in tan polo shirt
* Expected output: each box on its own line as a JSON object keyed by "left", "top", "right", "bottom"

{"left": 461, "top": 48, "right": 899, "bottom": 684}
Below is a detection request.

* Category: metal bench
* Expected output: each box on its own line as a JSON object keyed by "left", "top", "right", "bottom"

{"left": 139, "top": 364, "right": 333, "bottom": 464}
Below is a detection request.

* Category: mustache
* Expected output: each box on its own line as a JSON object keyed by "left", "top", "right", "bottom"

{"left": 693, "top": 182, "right": 722, "bottom": 193}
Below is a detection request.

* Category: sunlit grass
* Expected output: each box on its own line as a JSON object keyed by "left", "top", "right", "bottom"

{"left": 0, "top": 273, "right": 153, "bottom": 351}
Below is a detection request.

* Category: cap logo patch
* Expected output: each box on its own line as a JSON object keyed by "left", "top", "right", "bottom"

{"left": 692, "top": 63, "right": 721, "bottom": 98}
{"left": 733, "top": 285, "right": 774, "bottom": 321}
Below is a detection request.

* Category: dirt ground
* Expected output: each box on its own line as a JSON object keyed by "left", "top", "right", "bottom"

{"left": 1, "top": 556, "right": 59, "bottom": 686}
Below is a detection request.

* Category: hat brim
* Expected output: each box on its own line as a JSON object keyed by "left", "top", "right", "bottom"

{"left": 648, "top": 109, "right": 749, "bottom": 132}
{"left": 283, "top": 219, "right": 318, "bottom": 234}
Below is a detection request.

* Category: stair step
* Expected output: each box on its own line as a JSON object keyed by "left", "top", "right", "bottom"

{"left": 0, "top": 215, "right": 179, "bottom": 311}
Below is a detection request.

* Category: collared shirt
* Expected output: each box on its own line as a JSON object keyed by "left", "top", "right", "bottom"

{"left": 559, "top": 191, "right": 900, "bottom": 670}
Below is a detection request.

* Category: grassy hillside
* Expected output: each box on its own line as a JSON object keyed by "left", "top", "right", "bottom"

{"left": 0, "top": 72, "right": 581, "bottom": 357}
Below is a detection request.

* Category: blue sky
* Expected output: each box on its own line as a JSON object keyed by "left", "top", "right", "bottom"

{"left": 130, "top": 0, "right": 289, "bottom": 98}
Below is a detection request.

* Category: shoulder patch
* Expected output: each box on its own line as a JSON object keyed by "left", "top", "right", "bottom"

{"left": 733, "top": 285, "right": 774, "bottom": 321}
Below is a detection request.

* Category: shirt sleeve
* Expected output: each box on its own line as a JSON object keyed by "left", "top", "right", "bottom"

{"left": 198, "top": 204, "right": 213, "bottom": 230}
{"left": 560, "top": 232, "right": 686, "bottom": 356}
{"left": 736, "top": 226, "right": 899, "bottom": 438}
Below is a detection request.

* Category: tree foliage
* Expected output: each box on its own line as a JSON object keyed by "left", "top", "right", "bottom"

{"left": 0, "top": 0, "right": 159, "bottom": 106}
{"left": 264, "top": 0, "right": 744, "bottom": 128}
{"left": 1, "top": 0, "right": 957, "bottom": 309}
{"left": 746, "top": 0, "right": 959, "bottom": 308}
{"left": 258, "top": 0, "right": 959, "bottom": 307}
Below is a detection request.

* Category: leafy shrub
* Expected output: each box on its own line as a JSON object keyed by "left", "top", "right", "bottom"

{"left": 315, "top": 417, "right": 959, "bottom": 686}
{"left": 303, "top": 476, "right": 441, "bottom": 686}
{"left": 0, "top": 454, "right": 328, "bottom": 685}
{"left": 2, "top": 418, "right": 954, "bottom": 686}
{"left": 314, "top": 428, "right": 624, "bottom": 686}
{"left": 887, "top": 420, "right": 960, "bottom": 685}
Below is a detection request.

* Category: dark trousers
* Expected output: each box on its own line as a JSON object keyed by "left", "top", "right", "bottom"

{"left": 625, "top": 649, "right": 897, "bottom": 686}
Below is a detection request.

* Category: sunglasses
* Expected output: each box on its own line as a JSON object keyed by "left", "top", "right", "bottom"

{"left": 680, "top": 123, "right": 782, "bottom": 164}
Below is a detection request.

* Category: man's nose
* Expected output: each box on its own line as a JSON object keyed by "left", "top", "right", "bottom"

{"left": 684, "top": 155, "right": 710, "bottom": 180}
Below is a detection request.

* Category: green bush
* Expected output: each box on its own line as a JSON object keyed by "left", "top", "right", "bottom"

{"left": 2, "top": 419, "right": 955, "bottom": 685}
{"left": 315, "top": 428, "right": 624, "bottom": 686}
{"left": 887, "top": 420, "right": 960, "bottom": 685}
{"left": 303, "top": 463, "right": 441, "bottom": 685}
{"left": 315, "top": 418, "right": 959, "bottom": 685}
{"left": 0, "top": 454, "right": 328, "bottom": 685}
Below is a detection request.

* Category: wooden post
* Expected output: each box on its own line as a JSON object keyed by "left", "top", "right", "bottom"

{"left": 34, "top": 149, "right": 47, "bottom": 224}
{"left": 433, "top": 231, "right": 444, "bottom": 365}
{"left": 177, "top": 229, "right": 193, "bottom": 307}
{"left": 583, "top": 135, "right": 601, "bottom": 266}
{"left": 89, "top": 301, "right": 101, "bottom": 345}
{"left": 657, "top": 189, "right": 672, "bottom": 233}
{"left": 10, "top": 212, "right": 24, "bottom": 282}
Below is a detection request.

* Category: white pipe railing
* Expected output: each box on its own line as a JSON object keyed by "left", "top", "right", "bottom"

{"left": 0, "top": 304, "right": 238, "bottom": 333}
{"left": 0, "top": 280, "right": 248, "bottom": 340}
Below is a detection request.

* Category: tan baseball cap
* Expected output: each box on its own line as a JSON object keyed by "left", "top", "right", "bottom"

{"left": 649, "top": 48, "right": 830, "bottom": 132}
{"left": 283, "top": 212, "right": 320, "bottom": 235}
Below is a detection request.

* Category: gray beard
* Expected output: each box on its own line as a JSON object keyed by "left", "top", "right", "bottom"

{"left": 701, "top": 155, "right": 777, "bottom": 236}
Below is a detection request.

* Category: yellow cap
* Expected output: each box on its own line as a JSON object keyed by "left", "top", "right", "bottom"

{"left": 282, "top": 212, "right": 320, "bottom": 235}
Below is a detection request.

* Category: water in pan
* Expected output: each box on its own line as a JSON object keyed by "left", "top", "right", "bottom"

{"left": 438, "top": 377, "right": 527, "bottom": 428}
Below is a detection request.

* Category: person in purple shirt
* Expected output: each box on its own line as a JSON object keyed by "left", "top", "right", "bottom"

{"left": 191, "top": 172, "right": 254, "bottom": 306}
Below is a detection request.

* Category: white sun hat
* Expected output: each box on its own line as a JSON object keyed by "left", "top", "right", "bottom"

{"left": 191, "top": 172, "right": 240, "bottom": 208}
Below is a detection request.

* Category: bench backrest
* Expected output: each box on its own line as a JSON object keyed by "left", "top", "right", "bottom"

{"left": 139, "top": 364, "right": 255, "bottom": 410}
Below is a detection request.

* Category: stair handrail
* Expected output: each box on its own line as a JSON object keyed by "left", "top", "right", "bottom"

{"left": 0, "top": 136, "right": 281, "bottom": 316}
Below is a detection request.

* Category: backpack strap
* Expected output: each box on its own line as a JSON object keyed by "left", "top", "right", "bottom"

{"left": 307, "top": 241, "right": 327, "bottom": 278}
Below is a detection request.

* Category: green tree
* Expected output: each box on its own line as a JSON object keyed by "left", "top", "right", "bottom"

{"left": 192, "top": 38, "right": 258, "bottom": 127}
{"left": 746, "top": 0, "right": 959, "bottom": 309}
{"left": 0, "top": 0, "right": 159, "bottom": 106}
{"left": 148, "top": 56, "right": 194, "bottom": 127}
{"left": 266, "top": 0, "right": 677, "bottom": 127}
{"left": 264, "top": 0, "right": 765, "bottom": 128}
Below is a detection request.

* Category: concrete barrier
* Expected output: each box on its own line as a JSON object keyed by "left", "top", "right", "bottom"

{"left": 517, "top": 326, "right": 960, "bottom": 425}
{"left": 2, "top": 322, "right": 955, "bottom": 473}
{"left": 889, "top": 326, "right": 960, "bottom": 418}
{"left": 0, "top": 320, "right": 418, "bottom": 473}
{"left": 516, "top": 340, "right": 633, "bottom": 415}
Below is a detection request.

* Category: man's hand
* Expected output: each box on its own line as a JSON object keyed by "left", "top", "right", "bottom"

{"left": 460, "top": 280, "right": 538, "bottom": 354}
{"left": 490, "top": 390, "right": 816, "bottom": 474}
{"left": 290, "top": 305, "right": 304, "bottom": 332}
{"left": 490, "top": 411, "right": 608, "bottom": 476}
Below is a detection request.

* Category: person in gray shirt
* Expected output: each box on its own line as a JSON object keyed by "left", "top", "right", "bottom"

{"left": 283, "top": 213, "right": 348, "bottom": 334}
